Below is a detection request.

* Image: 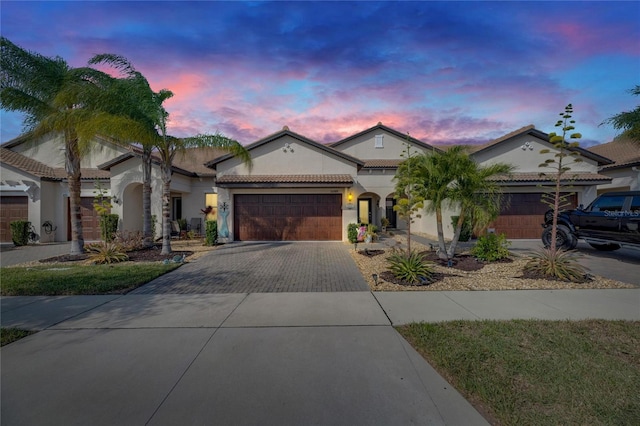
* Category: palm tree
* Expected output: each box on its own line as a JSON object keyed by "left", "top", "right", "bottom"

{"left": 601, "top": 85, "right": 640, "bottom": 145}
{"left": 0, "top": 37, "right": 146, "bottom": 255}
{"left": 446, "top": 155, "right": 514, "bottom": 258}
{"left": 155, "top": 131, "right": 252, "bottom": 255}
{"left": 88, "top": 54, "right": 173, "bottom": 248}
{"left": 412, "top": 146, "right": 513, "bottom": 260}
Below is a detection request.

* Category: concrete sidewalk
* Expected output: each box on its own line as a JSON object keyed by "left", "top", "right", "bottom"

{"left": 2, "top": 289, "right": 639, "bottom": 425}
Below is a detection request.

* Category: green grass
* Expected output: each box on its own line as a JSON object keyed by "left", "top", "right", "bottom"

{"left": 0, "top": 263, "right": 181, "bottom": 296}
{"left": 397, "top": 320, "right": 640, "bottom": 426}
{"left": 1, "top": 328, "right": 35, "bottom": 346}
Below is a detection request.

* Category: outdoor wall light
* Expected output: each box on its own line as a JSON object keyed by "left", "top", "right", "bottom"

{"left": 112, "top": 196, "right": 122, "bottom": 205}
{"left": 347, "top": 192, "right": 353, "bottom": 202}
{"left": 372, "top": 273, "right": 378, "bottom": 285}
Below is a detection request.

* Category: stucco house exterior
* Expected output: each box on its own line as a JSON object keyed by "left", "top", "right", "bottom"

{"left": 587, "top": 138, "right": 640, "bottom": 194}
{"left": 0, "top": 123, "right": 615, "bottom": 244}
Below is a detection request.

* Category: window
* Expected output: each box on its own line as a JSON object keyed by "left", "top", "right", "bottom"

{"left": 204, "top": 193, "right": 218, "bottom": 221}
{"left": 590, "top": 195, "right": 625, "bottom": 212}
{"left": 375, "top": 134, "right": 384, "bottom": 148}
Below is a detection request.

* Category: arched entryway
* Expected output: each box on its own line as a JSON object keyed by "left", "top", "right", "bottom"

{"left": 122, "top": 183, "right": 143, "bottom": 232}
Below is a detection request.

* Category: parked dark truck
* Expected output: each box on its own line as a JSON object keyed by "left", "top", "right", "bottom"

{"left": 541, "top": 191, "right": 640, "bottom": 251}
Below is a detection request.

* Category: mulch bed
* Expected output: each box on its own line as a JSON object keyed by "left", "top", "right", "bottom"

{"left": 39, "top": 246, "right": 193, "bottom": 264}
{"left": 356, "top": 249, "right": 386, "bottom": 258}
{"left": 379, "top": 270, "right": 449, "bottom": 287}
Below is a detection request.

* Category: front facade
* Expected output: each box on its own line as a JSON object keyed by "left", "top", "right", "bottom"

{"left": 0, "top": 123, "right": 620, "bottom": 243}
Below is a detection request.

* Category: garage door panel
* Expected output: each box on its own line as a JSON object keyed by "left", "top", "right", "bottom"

{"left": 492, "top": 193, "right": 577, "bottom": 239}
{"left": 234, "top": 194, "right": 342, "bottom": 241}
{"left": 0, "top": 196, "right": 29, "bottom": 243}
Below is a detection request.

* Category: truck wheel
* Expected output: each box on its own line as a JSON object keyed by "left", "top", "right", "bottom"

{"left": 588, "top": 243, "right": 621, "bottom": 251}
{"left": 542, "top": 225, "right": 576, "bottom": 250}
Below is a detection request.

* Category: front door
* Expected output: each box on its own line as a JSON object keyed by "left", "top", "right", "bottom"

{"left": 358, "top": 199, "right": 372, "bottom": 224}
{"left": 385, "top": 198, "right": 396, "bottom": 228}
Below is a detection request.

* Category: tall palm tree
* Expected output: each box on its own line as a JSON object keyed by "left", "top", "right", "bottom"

{"left": 156, "top": 130, "right": 252, "bottom": 255}
{"left": 0, "top": 37, "right": 146, "bottom": 254}
{"left": 88, "top": 54, "right": 173, "bottom": 248}
{"left": 88, "top": 55, "right": 252, "bottom": 254}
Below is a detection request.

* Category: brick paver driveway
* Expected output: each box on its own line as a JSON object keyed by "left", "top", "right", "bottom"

{"left": 131, "top": 242, "right": 369, "bottom": 294}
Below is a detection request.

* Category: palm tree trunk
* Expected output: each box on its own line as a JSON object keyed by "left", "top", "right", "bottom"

{"left": 65, "top": 136, "right": 84, "bottom": 255}
{"left": 142, "top": 148, "right": 153, "bottom": 248}
{"left": 447, "top": 211, "right": 465, "bottom": 258}
{"left": 435, "top": 207, "right": 448, "bottom": 260}
{"left": 160, "top": 162, "right": 172, "bottom": 255}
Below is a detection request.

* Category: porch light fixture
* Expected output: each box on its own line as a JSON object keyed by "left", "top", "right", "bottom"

{"left": 347, "top": 192, "right": 353, "bottom": 202}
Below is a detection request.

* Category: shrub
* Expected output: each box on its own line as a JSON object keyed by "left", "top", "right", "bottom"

{"left": 177, "top": 218, "right": 188, "bottom": 231}
{"left": 381, "top": 217, "right": 390, "bottom": 228}
{"left": 387, "top": 249, "right": 433, "bottom": 284}
{"left": 471, "top": 233, "right": 511, "bottom": 261}
{"left": 524, "top": 248, "right": 588, "bottom": 282}
{"left": 347, "top": 223, "right": 359, "bottom": 244}
{"left": 10, "top": 220, "right": 30, "bottom": 246}
{"left": 151, "top": 214, "right": 158, "bottom": 240}
{"left": 99, "top": 214, "right": 119, "bottom": 242}
{"left": 451, "top": 215, "right": 472, "bottom": 242}
{"left": 205, "top": 220, "right": 218, "bottom": 246}
{"left": 113, "top": 230, "right": 144, "bottom": 252}
{"left": 86, "top": 242, "right": 129, "bottom": 264}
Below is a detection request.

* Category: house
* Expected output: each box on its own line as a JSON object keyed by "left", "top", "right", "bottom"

{"left": 0, "top": 123, "right": 615, "bottom": 243}
{"left": 587, "top": 138, "right": 640, "bottom": 194}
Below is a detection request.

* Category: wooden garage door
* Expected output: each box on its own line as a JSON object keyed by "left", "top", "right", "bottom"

{"left": 67, "top": 197, "right": 102, "bottom": 241}
{"left": 0, "top": 196, "right": 28, "bottom": 242}
{"left": 491, "top": 193, "right": 577, "bottom": 239}
{"left": 234, "top": 194, "right": 342, "bottom": 241}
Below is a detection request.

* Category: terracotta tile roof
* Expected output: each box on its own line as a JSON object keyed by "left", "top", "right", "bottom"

{"left": 1, "top": 147, "right": 58, "bottom": 178}
{"left": 216, "top": 174, "right": 354, "bottom": 184}
{"left": 587, "top": 139, "right": 640, "bottom": 170}
{"left": 1, "top": 148, "right": 109, "bottom": 180}
{"left": 362, "top": 159, "right": 402, "bottom": 168}
{"left": 472, "top": 125, "right": 536, "bottom": 153}
{"left": 488, "top": 172, "right": 611, "bottom": 183}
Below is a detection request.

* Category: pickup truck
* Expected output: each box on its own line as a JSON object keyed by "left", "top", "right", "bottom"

{"left": 541, "top": 191, "right": 640, "bottom": 251}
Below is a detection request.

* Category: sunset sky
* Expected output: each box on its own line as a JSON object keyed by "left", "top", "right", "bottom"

{"left": 1, "top": 1, "right": 639, "bottom": 147}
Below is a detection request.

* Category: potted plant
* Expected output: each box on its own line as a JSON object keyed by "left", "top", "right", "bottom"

{"left": 381, "top": 217, "right": 390, "bottom": 232}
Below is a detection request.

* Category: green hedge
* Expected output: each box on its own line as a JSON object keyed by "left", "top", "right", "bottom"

{"left": 205, "top": 220, "right": 218, "bottom": 246}
{"left": 10, "top": 221, "right": 30, "bottom": 246}
{"left": 347, "top": 223, "right": 359, "bottom": 244}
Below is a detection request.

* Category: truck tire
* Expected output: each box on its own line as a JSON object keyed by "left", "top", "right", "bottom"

{"left": 542, "top": 225, "right": 577, "bottom": 250}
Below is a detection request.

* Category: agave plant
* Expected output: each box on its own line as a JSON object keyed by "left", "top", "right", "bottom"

{"left": 387, "top": 249, "right": 433, "bottom": 285}
{"left": 86, "top": 242, "right": 129, "bottom": 265}
{"left": 524, "top": 248, "right": 588, "bottom": 282}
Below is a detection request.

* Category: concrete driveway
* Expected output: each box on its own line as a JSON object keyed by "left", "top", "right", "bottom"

{"left": 131, "top": 241, "right": 369, "bottom": 294}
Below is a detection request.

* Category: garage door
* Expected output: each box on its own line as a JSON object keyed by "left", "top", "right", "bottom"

{"left": 491, "top": 193, "right": 577, "bottom": 239}
{"left": 234, "top": 194, "right": 342, "bottom": 241}
{"left": 0, "top": 196, "right": 28, "bottom": 242}
{"left": 67, "top": 197, "right": 102, "bottom": 241}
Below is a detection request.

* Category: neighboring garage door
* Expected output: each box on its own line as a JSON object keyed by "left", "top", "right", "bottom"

{"left": 234, "top": 194, "right": 342, "bottom": 241}
{"left": 0, "top": 196, "right": 28, "bottom": 243}
{"left": 67, "top": 197, "right": 102, "bottom": 241}
{"left": 491, "top": 193, "right": 577, "bottom": 239}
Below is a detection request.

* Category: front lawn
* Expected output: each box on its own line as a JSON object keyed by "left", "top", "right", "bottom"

{"left": 397, "top": 320, "right": 640, "bottom": 425}
{"left": 0, "top": 263, "right": 181, "bottom": 296}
